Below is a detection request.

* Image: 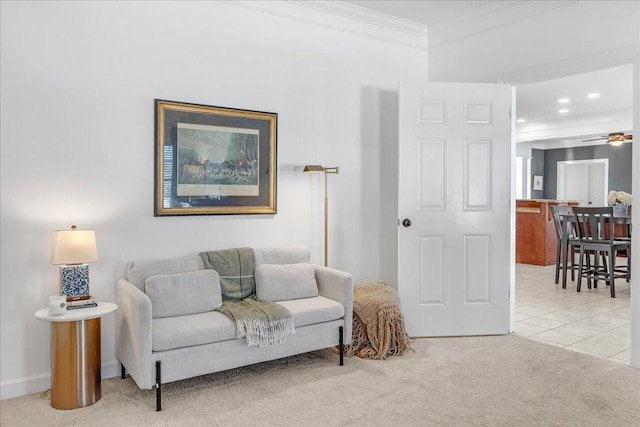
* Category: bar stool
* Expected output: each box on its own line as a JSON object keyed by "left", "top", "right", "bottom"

{"left": 573, "top": 207, "right": 631, "bottom": 298}
{"left": 550, "top": 205, "right": 580, "bottom": 289}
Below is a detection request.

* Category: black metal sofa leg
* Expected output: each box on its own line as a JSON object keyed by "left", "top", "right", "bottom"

{"left": 156, "top": 361, "right": 162, "bottom": 411}
{"left": 121, "top": 362, "right": 162, "bottom": 411}
{"left": 339, "top": 326, "right": 344, "bottom": 366}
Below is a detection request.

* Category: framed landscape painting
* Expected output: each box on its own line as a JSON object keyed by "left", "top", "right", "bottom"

{"left": 154, "top": 100, "right": 277, "bottom": 215}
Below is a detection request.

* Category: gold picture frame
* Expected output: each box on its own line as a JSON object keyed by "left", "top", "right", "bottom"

{"left": 154, "top": 100, "right": 277, "bottom": 216}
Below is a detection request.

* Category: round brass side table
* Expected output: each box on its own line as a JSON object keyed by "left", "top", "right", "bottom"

{"left": 35, "top": 302, "right": 117, "bottom": 410}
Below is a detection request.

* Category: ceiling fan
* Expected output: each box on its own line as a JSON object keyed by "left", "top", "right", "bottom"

{"left": 583, "top": 132, "right": 633, "bottom": 147}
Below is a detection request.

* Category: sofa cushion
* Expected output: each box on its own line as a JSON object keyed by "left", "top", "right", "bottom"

{"left": 152, "top": 311, "right": 236, "bottom": 352}
{"left": 145, "top": 270, "right": 221, "bottom": 318}
{"left": 255, "top": 263, "right": 318, "bottom": 301}
{"left": 127, "top": 255, "right": 205, "bottom": 290}
{"left": 151, "top": 297, "right": 343, "bottom": 352}
{"left": 276, "top": 296, "right": 345, "bottom": 327}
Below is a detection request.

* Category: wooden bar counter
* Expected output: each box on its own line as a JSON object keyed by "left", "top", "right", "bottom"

{"left": 516, "top": 199, "right": 579, "bottom": 266}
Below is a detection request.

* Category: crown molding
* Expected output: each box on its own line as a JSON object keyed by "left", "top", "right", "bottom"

{"left": 517, "top": 107, "right": 633, "bottom": 144}
{"left": 226, "top": 1, "right": 428, "bottom": 50}
{"left": 428, "top": 0, "right": 575, "bottom": 49}
{"left": 499, "top": 46, "right": 639, "bottom": 85}
{"left": 518, "top": 138, "right": 631, "bottom": 151}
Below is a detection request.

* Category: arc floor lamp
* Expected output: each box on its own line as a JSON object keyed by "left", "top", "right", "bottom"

{"left": 304, "top": 165, "right": 339, "bottom": 267}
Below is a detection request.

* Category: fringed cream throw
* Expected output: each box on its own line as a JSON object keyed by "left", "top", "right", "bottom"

{"left": 200, "top": 248, "right": 294, "bottom": 348}
{"left": 217, "top": 297, "right": 295, "bottom": 348}
{"left": 345, "top": 280, "right": 411, "bottom": 359}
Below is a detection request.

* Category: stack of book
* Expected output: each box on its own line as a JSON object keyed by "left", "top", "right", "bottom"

{"left": 66, "top": 295, "right": 98, "bottom": 310}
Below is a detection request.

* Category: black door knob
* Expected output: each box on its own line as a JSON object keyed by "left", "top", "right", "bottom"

{"left": 402, "top": 218, "right": 411, "bottom": 228}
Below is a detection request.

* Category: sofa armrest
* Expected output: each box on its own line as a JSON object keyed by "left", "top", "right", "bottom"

{"left": 313, "top": 265, "right": 353, "bottom": 344}
{"left": 116, "top": 278, "right": 154, "bottom": 389}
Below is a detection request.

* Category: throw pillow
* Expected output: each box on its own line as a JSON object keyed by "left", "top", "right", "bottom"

{"left": 145, "top": 269, "right": 222, "bottom": 318}
{"left": 255, "top": 263, "right": 318, "bottom": 301}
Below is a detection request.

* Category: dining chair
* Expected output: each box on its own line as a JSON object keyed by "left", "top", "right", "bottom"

{"left": 612, "top": 210, "right": 632, "bottom": 258}
{"left": 549, "top": 205, "right": 580, "bottom": 289}
{"left": 573, "top": 206, "right": 631, "bottom": 298}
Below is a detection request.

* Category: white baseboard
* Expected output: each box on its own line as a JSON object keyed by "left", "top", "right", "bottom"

{"left": 0, "top": 360, "right": 120, "bottom": 400}
{"left": 0, "top": 373, "right": 50, "bottom": 401}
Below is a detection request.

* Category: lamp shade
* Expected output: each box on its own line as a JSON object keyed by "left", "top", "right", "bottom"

{"left": 51, "top": 227, "right": 98, "bottom": 265}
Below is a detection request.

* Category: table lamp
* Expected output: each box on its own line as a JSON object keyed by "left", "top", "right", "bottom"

{"left": 303, "top": 165, "right": 339, "bottom": 267}
{"left": 51, "top": 225, "right": 98, "bottom": 297}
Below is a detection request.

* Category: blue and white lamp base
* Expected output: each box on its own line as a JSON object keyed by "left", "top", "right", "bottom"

{"left": 60, "top": 264, "right": 90, "bottom": 297}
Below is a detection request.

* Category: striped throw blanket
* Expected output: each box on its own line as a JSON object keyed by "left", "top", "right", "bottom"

{"left": 200, "top": 248, "right": 294, "bottom": 347}
{"left": 200, "top": 247, "right": 256, "bottom": 302}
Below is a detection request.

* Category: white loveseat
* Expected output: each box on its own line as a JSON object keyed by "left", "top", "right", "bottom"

{"left": 116, "top": 246, "right": 353, "bottom": 410}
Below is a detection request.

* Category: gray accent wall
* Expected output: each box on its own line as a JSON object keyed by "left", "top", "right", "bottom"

{"left": 542, "top": 143, "right": 633, "bottom": 199}
{"left": 530, "top": 148, "right": 545, "bottom": 199}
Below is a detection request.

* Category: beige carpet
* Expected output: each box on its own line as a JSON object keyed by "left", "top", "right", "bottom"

{"left": 1, "top": 335, "right": 639, "bottom": 426}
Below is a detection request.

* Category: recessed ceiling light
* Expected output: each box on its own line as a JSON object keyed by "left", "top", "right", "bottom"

{"left": 516, "top": 118, "right": 526, "bottom": 123}
{"left": 558, "top": 109, "right": 569, "bottom": 113}
{"left": 587, "top": 93, "right": 600, "bottom": 99}
{"left": 558, "top": 98, "right": 570, "bottom": 104}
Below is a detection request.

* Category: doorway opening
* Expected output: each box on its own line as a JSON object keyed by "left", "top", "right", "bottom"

{"left": 556, "top": 158, "right": 609, "bottom": 206}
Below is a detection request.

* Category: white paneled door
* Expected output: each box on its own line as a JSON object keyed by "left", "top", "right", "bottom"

{"left": 398, "top": 82, "right": 513, "bottom": 337}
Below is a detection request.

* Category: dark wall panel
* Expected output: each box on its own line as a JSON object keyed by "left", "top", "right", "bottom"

{"left": 531, "top": 148, "right": 545, "bottom": 199}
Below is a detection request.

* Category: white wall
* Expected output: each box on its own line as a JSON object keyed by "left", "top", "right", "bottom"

{"left": 630, "top": 54, "right": 640, "bottom": 369}
{"left": 0, "top": 1, "right": 428, "bottom": 398}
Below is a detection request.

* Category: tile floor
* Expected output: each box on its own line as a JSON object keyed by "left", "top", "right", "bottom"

{"left": 515, "top": 260, "right": 631, "bottom": 364}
